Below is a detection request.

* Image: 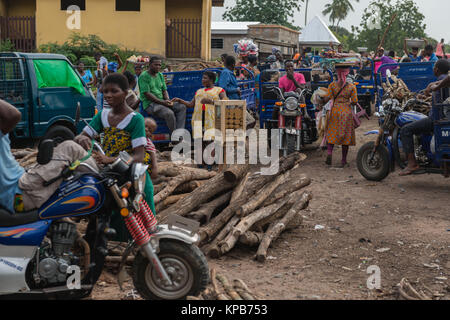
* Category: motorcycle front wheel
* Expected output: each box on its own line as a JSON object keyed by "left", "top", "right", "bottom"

{"left": 132, "top": 240, "right": 209, "bottom": 300}
{"left": 357, "top": 141, "right": 390, "bottom": 181}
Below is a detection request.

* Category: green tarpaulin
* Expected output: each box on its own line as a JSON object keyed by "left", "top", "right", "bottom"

{"left": 33, "top": 59, "right": 86, "bottom": 95}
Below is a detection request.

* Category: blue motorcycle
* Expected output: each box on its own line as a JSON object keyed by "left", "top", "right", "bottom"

{"left": 0, "top": 112, "right": 209, "bottom": 299}
{"left": 357, "top": 96, "right": 450, "bottom": 181}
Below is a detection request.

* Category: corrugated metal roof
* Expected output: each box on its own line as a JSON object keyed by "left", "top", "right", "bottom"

{"left": 211, "top": 21, "right": 260, "bottom": 35}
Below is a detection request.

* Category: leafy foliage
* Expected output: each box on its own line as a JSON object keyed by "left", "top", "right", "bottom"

{"left": 351, "top": 0, "right": 426, "bottom": 53}
{"left": 39, "top": 32, "right": 144, "bottom": 67}
{"left": 222, "top": 0, "right": 303, "bottom": 30}
{"left": 0, "top": 39, "right": 16, "bottom": 52}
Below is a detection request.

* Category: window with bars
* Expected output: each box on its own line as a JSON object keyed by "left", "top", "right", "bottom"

{"left": 116, "top": 0, "right": 141, "bottom": 11}
{"left": 211, "top": 38, "right": 224, "bottom": 49}
{"left": 61, "top": 0, "right": 86, "bottom": 10}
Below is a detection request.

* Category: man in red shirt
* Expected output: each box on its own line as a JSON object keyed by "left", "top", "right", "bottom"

{"left": 278, "top": 61, "right": 306, "bottom": 94}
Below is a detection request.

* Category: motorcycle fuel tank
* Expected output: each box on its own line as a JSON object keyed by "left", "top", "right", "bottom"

{"left": 38, "top": 175, "right": 105, "bottom": 220}
{"left": 395, "top": 111, "right": 427, "bottom": 128}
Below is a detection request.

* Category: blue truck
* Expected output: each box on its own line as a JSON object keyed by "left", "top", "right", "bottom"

{"left": 0, "top": 52, "right": 96, "bottom": 146}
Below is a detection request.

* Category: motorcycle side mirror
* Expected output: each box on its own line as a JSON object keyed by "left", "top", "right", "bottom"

{"left": 37, "top": 139, "right": 54, "bottom": 165}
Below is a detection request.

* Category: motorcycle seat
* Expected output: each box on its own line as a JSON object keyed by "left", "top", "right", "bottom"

{"left": 0, "top": 206, "right": 40, "bottom": 228}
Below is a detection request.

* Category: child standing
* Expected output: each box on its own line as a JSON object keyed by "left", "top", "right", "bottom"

{"left": 145, "top": 117, "right": 158, "bottom": 179}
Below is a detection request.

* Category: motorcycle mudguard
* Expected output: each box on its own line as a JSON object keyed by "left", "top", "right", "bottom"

{"left": 364, "top": 130, "right": 380, "bottom": 136}
{"left": 39, "top": 175, "right": 105, "bottom": 220}
{"left": 395, "top": 111, "right": 427, "bottom": 128}
{"left": 0, "top": 245, "right": 36, "bottom": 294}
{"left": 0, "top": 220, "right": 50, "bottom": 246}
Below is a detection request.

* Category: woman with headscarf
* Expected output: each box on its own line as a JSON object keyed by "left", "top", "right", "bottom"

{"left": 322, "top": 65, "right": 358, "bottom": 167}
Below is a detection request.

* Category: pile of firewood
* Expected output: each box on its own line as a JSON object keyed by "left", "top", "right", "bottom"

{"left": 12, "top": 148, "right": 37, "bottom": 169}
{"left": 155, "top": 153, "right": 312, "bottom": 262}
{"left": 170, "top": 60, "right": 223, "bottom": 72}
{"left": 187, "top": 268, "right": 260, "bottom": 300}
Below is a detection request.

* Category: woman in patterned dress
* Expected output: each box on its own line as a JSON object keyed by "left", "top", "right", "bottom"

{"left": 75, "top": 73, "right": 156, "bottom": 240}
{"left": 322, "top": 66, "right": 358, "bottom": 167}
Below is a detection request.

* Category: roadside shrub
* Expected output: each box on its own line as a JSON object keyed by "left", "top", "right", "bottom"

{"left": 0, "top": 39, "right": 16, "bottom": 52}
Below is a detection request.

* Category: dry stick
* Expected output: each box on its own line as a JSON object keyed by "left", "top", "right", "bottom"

{"left": 238, "top": 231, "right": 264, "bottom": 247}
{"left": 236, "top": 171, "right": 289, "bottom": 217}
{"left": 186, "top": 191, "right": 232, "bottom": 223}
{"left": 216, "top": 274, "right": 242, "bottom": 300}
{"left": 233, "top": 279, "right": 258, "bottom": 299}
{"left": 198, "top": 153, "right": 305, "bottom": 243}
{"left": 256, "top": 191, "right": 312, "bottom": 263}
{"left": 377, "top": 13, "right": 398, "bottom": 50}
{"left": 211, "top": 268, "right": 230, "bottom": 300}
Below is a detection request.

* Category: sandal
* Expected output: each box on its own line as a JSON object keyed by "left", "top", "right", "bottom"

{"left": 399, "top": 166, "right": 420, "bottom": 176}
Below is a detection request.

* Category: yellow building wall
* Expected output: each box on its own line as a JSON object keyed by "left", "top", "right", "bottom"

{"left": 0, "top": 0, "right": 7, "bottom": 16}
{"left": 36, "top": 0, "right": 166, "bottom": 56}
{"left": 166, "top": 0, "right": 202, "bottom": 19}
{"left": 7, "top": 0, "right": 36, "bottom": 16}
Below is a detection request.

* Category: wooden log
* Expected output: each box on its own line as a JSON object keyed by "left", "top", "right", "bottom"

{"left": 230, "top": 172, "right": 250, "bottom": 203}
{"left": 216, "top": 274, "right": 242, "bottom": 300}
{"left": 186, "top": 191, "right": 232, "bottom": 223}
{"left": 158, "top": 163, "right": 216, "bottom": 179}
{"left": 198, "top": 153, "right": 306, "bottom": 243}
{"left": 19, "top": 151, "right": 38, "bottom": 164}
{"left": 186, "top": 296, "right": 203, "bottom": 300}
{"left": 13, "top": 150, "right": 35, "bottom": 159}
{"left": 218, "top": 191, "right": 302, "bottom": 255}
{"left": 203, "top": 216, "right": 240, "bottom": 258}
{"left": 256, "top": 191, "right": 312, "bottom": 263}
{"left": 174, "top": 180, "right": 206, "bottom": 194}
{"left": 236, "top": 171, "right": 288, "bottom": 217}
{"left": 233, "top": 279, "right": 257, "bottom": 300}
{"left": 210, "top": 268, "right": 231, "bottom": 300}
{"left": 153, "top": 183, "right": 166, "bottom": 195}
{"left": 260, "top": 175, "right": 311, "bottom": 208}
{"left": 155, "top": 193, "right": 190, "bottom": 213}
{"left": 158, "top": 166, "right": 245, "bottom": 223}
{"left": 238, "top": 231, "right": 264, "bottom": 247}
{"left": 224, "top": 164, "right": 250, "bottom": 183}
{"left": 154, "top": 169, "right": 215, "bottom": 204}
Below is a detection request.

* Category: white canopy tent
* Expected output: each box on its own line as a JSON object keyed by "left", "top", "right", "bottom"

{"left": 299, "top": 16, "right": 340, "bottom": 47}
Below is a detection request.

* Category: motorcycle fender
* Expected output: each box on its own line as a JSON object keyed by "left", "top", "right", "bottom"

{"left": 0, "top": 245, "right": 36, "bottom": 295}
{"left": 155, "top": 224, "right": 199, "bottom": 245}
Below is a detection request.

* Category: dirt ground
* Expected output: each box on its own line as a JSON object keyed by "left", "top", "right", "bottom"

{"left": 90, "top": 117, "right": 449, "bottom": 300}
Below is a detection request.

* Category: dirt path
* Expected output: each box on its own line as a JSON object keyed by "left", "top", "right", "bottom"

{"left": 91, "top": 118, "right": 450, "bottom": 300}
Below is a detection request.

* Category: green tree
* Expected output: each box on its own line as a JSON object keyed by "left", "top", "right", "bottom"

{"left": 352, "top": 0, "right": 426, "bottom": 53}
{"left": 322, "top": 0, "right": 360, "bottom": 28}
{"left": 223, "top": 0, "right": 304, "bottom": 30}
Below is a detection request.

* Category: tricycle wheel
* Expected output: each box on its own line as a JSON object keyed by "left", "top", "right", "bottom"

{"left": 42, "top": 125, "right": 75, "bottom": 146}
{"left": 357, "top": 141, "right": 390, "bottom": 181}
{"left": 132, "top": 240, "right": 209, "bottom": 300}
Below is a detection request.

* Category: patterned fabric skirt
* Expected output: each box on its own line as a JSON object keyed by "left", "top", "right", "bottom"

{"left": 326, "top": 103, "right": 355, "bottom": 146}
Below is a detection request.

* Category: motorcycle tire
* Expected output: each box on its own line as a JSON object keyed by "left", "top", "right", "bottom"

{"left": 392, "top": 127, "right": 407, "bottom": 169}
{"left": 286, "top": 134, "right": 297, "bottom": 155}
{"left": 132, "top": 240, "right": 209, "bottom": 300}
{"left": 357, "top": 141, "right": 390, "bottom": 181}
{"left": 42, "top": 125, "right": 75, "bottom": 146}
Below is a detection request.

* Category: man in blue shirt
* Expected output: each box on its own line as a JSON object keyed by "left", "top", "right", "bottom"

{"left": 399, "top": 59, "right": 450, "bottom": 176}
{"left": 218, "top": 55, "right": 240, "bottom": 100}
{"left": 0, "top": 99, "right": 24, "bottom": 213}
{"left": 420, "top": 45, "right": 439, "bottom": 62}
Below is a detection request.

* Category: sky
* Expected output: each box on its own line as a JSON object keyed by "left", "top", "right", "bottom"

{"left": 212, "top": 0, "right": 450, "bottom": 42}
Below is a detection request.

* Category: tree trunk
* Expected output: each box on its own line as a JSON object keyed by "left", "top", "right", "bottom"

{"left": 174, "top": 180, "right": 207, "bottom": 194}
{"left": 256, "top": 191, "right": 312, "bottom": 263}
{"left": 224, "top": 164, "right": 250, "bottom": 183}
{"left": 260, "top": 175, "right": 310, "bottom": 208}
{"left": 238, "top": 231, "right": 264, "bottom": 247}
{"left": 203, "top": 216, "right": 240, "bottom": 258}
{"left": 216, "top": 274, "right": 242, "bottom": 300}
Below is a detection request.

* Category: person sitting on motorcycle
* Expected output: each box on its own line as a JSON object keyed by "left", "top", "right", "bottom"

{"left": 399, "top": 59, "right": 450, "bottom": 176}
{"left": 278, "top": 61, "right": 306, "bottom": 94}
{"left": 74, "top": 73, "right": 157, "bottom": 239}
{"left": 0, "top": 99, "right": 99, "bottom": 213}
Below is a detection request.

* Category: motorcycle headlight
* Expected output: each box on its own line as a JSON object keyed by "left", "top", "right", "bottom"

{"left": 285, "top": 97, "right": 298, "bottom": 111}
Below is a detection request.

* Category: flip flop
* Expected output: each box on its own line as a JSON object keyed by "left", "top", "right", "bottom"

{"left": 399, "top": 167, "right": 420, "bottom": 176}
